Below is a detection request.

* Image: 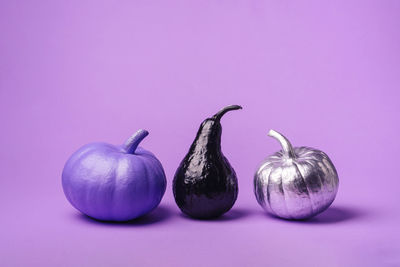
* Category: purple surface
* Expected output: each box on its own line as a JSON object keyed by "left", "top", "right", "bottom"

{"left": 1, "top": 1, "right": 399, "bottom": 266}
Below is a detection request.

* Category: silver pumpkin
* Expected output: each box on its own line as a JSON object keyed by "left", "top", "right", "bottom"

{"left": 254, "top": 130, "right": 339, "bottom": 220}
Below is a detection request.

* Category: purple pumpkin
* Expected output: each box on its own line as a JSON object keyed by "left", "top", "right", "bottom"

{"left": 62, "top": 129, "right": 167, "bottom": 221}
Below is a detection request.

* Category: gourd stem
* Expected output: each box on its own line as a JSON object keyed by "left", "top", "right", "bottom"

{"left": 124, "top": 129, "right": 149, "bottom": 154}
{"left": 212, "top": 105, "right": 242, "bottom": 121}
{"left": 268, "top": 129, "right": 296, "bottom": 158}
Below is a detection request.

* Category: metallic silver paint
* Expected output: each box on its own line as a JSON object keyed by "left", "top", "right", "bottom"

{"left": 254, "top": 130, "right": 339, "bottom": 220}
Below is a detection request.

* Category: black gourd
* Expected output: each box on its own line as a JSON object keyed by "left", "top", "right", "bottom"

{"left": 173, "top": 105, "right": 242, "bottom": 219}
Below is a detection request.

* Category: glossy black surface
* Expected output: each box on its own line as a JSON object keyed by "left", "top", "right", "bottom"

{"left": 173, "top": 105, "right": 241, "bottom": 219}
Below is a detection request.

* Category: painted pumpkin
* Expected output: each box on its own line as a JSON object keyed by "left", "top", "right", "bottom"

{"left": 254, "top": 129, "right": 339, "bottom": 220}
{"left": 62, "top": 129, "right": 166, "bottom": 221}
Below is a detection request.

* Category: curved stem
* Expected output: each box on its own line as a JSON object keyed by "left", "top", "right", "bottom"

{"left": 212, "top": 105, "right": 242, "bottom": 121}
{"left": 268, "top": 129, "right": 296, "bottom": 158}
{"left": 124, "top": 129, "right": 149, "bottom": 154}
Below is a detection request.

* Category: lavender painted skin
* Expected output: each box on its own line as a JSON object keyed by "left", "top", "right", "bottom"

{"left": 62, "top": 129, "right": 167, "bottom": 221}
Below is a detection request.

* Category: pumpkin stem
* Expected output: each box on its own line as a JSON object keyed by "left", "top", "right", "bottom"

{"left": 124, "top": 129, "right": 149, "bottom": 154}
{"left": 268, "top": 129, "right": 296, "bottom": 158}
{"left": 212, "top": 105, "right": 242, "bottom": 121}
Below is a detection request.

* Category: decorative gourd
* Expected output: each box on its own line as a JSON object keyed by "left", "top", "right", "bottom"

{"left": 62, "top": 129, "right": 166, "bottom": 221}
{"left": 254, "top": 130, "right": 339, "bottom": 220}
{"left": 173, "top": 105, "right": 242, "bottom": 219}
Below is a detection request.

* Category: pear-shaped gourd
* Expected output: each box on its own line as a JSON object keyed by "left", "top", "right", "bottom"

{"left": 254, "top": 130, "right": 339, "bottom": 220}
{"left": 173, "top": 105, "right": 242, "bottom": 219}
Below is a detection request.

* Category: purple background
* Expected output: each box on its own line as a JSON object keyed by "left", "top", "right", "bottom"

{"left": 1, "top": 1, "right": 399, "bottom": 266}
